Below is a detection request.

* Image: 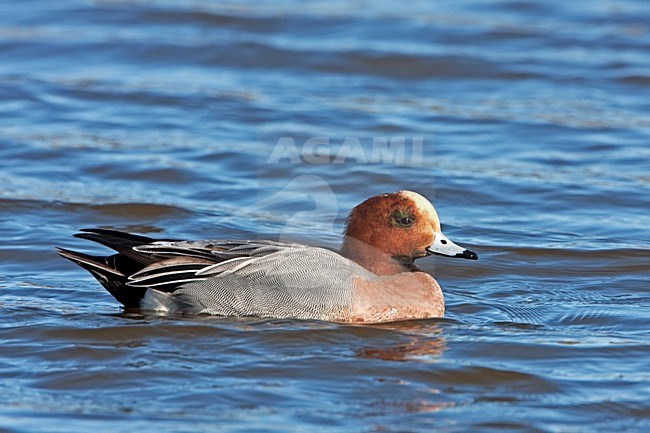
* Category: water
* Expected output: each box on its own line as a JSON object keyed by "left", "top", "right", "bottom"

{"left": 1, "top": 0, "right": 649, "bottom": 431}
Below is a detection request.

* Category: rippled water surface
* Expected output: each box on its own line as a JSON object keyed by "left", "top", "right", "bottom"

{"left": 1, "top": 1, "right": 649, "bottom": 432}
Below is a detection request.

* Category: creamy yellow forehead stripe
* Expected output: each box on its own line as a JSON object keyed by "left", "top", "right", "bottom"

{"left": 397, "top": 190, "right": 441, "bottom": 232}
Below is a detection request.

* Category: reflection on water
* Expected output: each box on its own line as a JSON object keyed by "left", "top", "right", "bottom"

{"left": 357, "top": 322, "right": 447, "bottom": 362}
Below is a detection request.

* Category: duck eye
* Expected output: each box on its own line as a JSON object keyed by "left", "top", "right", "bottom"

{"left": 389, "top": 210, "right": 415, "bottom": 228}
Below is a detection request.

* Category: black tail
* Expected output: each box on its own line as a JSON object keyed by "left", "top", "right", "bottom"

{"left": 56, "top": 229, "right": 163, "bottom": 308}
{"left": 73, "top": 228, "right": 161, "bottom": 265}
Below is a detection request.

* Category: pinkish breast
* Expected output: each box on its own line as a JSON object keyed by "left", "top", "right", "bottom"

{"left": 345, "top": 272, "right": 444, "bottom": 323}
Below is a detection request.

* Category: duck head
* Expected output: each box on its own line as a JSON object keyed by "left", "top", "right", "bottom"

{"left": 340, "top": 190, "right": 477, "bottom": 275}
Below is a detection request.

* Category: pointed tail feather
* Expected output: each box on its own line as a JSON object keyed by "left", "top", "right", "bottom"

{"left": 56, "top": 247, "right": 146, "bottom": 308}
{"left": 77, "top": 228, "right": 157, "bottom": 245}
{"left": 73, "top": 228, "right": 166, "bottom": 265}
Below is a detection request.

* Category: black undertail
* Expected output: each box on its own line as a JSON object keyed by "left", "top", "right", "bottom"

{"left": 57, "top": 229, "right": 167, "bottom": 308}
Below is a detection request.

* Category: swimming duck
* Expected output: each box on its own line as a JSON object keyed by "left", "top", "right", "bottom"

{"left": 57, "top": 190, "right": 477, "bottom": 323}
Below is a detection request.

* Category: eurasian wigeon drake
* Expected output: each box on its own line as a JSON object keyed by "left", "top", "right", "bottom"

{"left": 57, "top": 190, "right": 477, "bottom": 323}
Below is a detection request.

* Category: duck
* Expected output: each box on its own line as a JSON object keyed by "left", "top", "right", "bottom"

{"left": 57, "top": 190, "right": 477, "bottom": 323}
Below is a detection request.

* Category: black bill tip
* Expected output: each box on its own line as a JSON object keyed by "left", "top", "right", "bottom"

{"left": 455, "top": 249, "right": 478, "bottom": 260}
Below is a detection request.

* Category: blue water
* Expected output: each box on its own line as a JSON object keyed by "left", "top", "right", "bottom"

{"left": 1, "top": 1, "right": 649, "bottom": 432}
